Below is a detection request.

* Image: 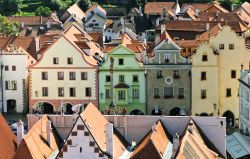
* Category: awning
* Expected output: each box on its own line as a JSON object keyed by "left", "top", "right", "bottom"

{"left": 226, "top": 132, "right": 250, "bottom": 158}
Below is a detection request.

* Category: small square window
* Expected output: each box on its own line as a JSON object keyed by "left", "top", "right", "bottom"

{"left": 202, "top": 55, "right": 208, "bottom": 61}
{"left": 5, "top": 66, "right": 8, "bottom": 71}
{"left": 42, "top": 87, "right": 48, "bottom": 96}
{"left": 219, "top": 44, "right": 224, "bottom": 50}
{"left": 81, "top": 72, "right": 87, "bottom": 80}
{"left": 69, "top": 87, "right": 76, "bottom": 97}
{"left": 119, "top": 59, "right": 124, "bottom": 65}
{"left": 119, "top": 75, "right": 124, "bottom": 82}
{"left": 229, "top": 44, "right": 234, "bottom": 50}
{"left": 231, "top": 70, "right": 236, "bottom": 78}
{"left": 157, "top": 71, "right": 163, "bottom": 79}
{"left": 106, "top": 75, "right": 111, "bottom": 82}
{"left": 67, "top": 57, "right": 73, "bottom": 64}
{"left": 133, "top": 75, "right": 138, "bottom": 82}
{"left": 12, "top": 66, "right": 16, "bottom": 71}
{"left": 69, "top": 72, "right": 76, "bottom": 80}
{"left": 86, "top": 87, "right": 92, "bottom": 97}
{"left": 58, "top": 72, "right": 64, "bottom": 80}
{"left": 58, "top": 87, "right": 64, "bottom": 97}
{"left": 53, "top": 57, "right": 59, "bottom": 64}
{"left": 42, "top": 72, "right": 48, "bottom": 80}
{"left": 201, "top": 72, "right": 206, "bottom": 80}
{"left": 201, "top": 90, "right": 206, "bottom": 99}
{"left": 226, "top": 88, "right": 232, "bottom": 97}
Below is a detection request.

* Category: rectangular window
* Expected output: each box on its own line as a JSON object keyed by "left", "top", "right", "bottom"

{"left": 164, "top": 54, "right": 170, "bottom": 63}
{"left": 202, "top": 55, "right": 208, "bottom": 61}
{"left": 53, "top": 57, "right": 59, "bottom": 64}
{"left": 164, "top": 87, "right": 174, "bottom": 98}
{"left": 244, "top": 107, "right": 249, "bottom": 120}
{"left": 58, "top": 72, "right": 64, "bottom": 80}
{"left": 157, "top": 71, "right": 163, "bottom": 78}
{"left": 67, "top": 57, "right": 73, "bottom": 64}
{"left": 154, "top": 88, "right": 160, "bottom": 98}
{"left": 133, "top": 75, "right": 138, "bottom": 82}
{"left": 69, "top": 72, "right": 76, "bottom": 80}
{"left": 119, "top": 59, "right": 124, "bottom": 65}
{"left": 5, "top": 66, "right": 8, "bottom": 71}
{"left": 42, "top": 87, "right": 48, "bottom": 96}
{"left": 231, "top": 70, "right": 236, "bottom": 78}
{"left": 106, "top": 75, "right": 111, "bottom": 82}
{"left": 12, "top": 66, "right": 16, "bottom": 71}
{"left": 105, "top": 89, "right": 110, "bottom": 98}
{"left": 86, "top": 87, "right": 92, "bottom": 97}
{"left": 58, "top": 87, "right": 64, "bottom": 97}
{"left": 201, "top": 72, "right": 206, "bottom": 80}
{"left": 219, "top": 44, "right": 224, "bottom": 50}
{"left": 5, "top": 81, "right": 10, "bottom": 90}
{"left": 229, "top": 44, "right": 234, "bottom": 50}
{"left": 69, "top": 87, "right": 76, "bottom": 97}
{"left": 11, "top": 81, "right": 17, "bottom": 90}
{"left": 81, "top": 72, "right": 87, "bottom": 80}
{"left": 178, "top": 88, "right": 184, "bottom": 98}
{"left": 119, "top": 75, "right": 124, "bottom": 82}
{"left": 133, "top": 89, "right": 139, "bottom": 98}
{"left": 42, "top": 72, "right": 48, "bottom": 80}
{"left": 118, "top": 90, "right": 126, "bottom": 100}
{"left": 174, "top": 70, "right": 180, "bottom": 79}
{"left": 201, "top": 90, "right": 206, "bottom": 99}
{"left": 226, "top": 88, "right": 232, "bottom": 97}
{"left": 246, "top": 91, "right": 250, "bottom": 102}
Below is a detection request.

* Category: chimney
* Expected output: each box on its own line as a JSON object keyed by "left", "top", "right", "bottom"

{"left": 105, "top": 123, "right": 114, "bottom": 157}
{"left": 17, "top": 120, "right": 24, "bottom": 146}
{"left": 163, "top": 7, "right": 167, "bottom": 16}
{"left": 47, "top": 23, "right": 51, "bottom": 29}
{"left": 216, "top": 11, "right": 219, "bottom": 17}
{"left": 35, "top": 36, "right": 40, "bottom": 52}
{"left": 130, "top": 16, "right": 134, "bottom": 24}
{"left": 160, "top": 24, "right": 165, "bottom": 35}
{"left": 172, "top": 133, "right": 179, "bottom": 158}
{"left": 195, "top": 9, "right": 199, "bottom": 17}
{"left": 206, "top": 22, "right": 210, "bottom": 31}
{"left": 46, "top": 120, "right": 52, "bottom": 146}
{"left": 156, "top": 18, "right": 160, "bottom": 26}
{"left": 21, "top": 22, "right": 24, "bottom": 28}
{"left": 187, "top": 121, "right": 193, "bottom": 133}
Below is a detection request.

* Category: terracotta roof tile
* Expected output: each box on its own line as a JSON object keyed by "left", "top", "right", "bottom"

{"left": 0, "top": 114, "right": 16, "bottom": 159}
{"left": 80, "top": 103, "right": 127, "bottom": 158}
{"left": 7, "top": 16, "right": 50, "bottom": 25}
{"left": 144, "top": 2, "right": 176, "bottom": 15}
{"left": 85, "top": 3, "right": 106, "bottom": 15}
{"left": 181, "top": 3, "right": 210, "bottom": 12}
{"left": 175, "top": 120, "right": 218, "bottom": 159}
{"left": 15, "top": 115, "right": 63, "bottom": 159}
{"left": 88, "top": 32, "right": 103, "bottom": 47}
{"left": 66, "top": 4, "right": 85, "bottom": 19}
{"left": 196, "top": 24, "right": 222, "bottom": 41}
{"left": 130, "top": 120, "right": 171, "bottom": 159}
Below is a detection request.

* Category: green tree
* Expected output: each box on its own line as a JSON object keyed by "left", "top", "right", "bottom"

{"left": 0, "top": 0, "right": 21, "bottom": 16}
{"left": 79, "top": 0, "right": 92, "bottom": 12}
{"left": 36, "top": 6, "right": 52, "bottom": 16}
{"left": 0, "top": 15, "right": 20, "bottom": 36}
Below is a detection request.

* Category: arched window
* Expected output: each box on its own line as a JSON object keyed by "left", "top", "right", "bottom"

{"left": 202, "top": 52, "right": 208, "bottom": 61}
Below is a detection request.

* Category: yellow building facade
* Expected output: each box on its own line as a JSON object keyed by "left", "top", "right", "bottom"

{"left": 192, "top": 26, "right": 250, "bottom": 126}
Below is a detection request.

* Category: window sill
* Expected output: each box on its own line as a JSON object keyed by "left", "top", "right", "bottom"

{"left": 178, "top": 96, "right": 185, "bottom": 99}
{"left": 154, "top": 96, "right": 160, "bottom": 99}
{"left": 201, "top": 97, "right": 206, "bottom": 99}
{"left": 164, "top": 96, "right": 174, "bottom": 99}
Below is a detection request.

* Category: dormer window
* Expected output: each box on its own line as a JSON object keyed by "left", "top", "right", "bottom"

{"left": 164, "top": 54, "right": 170, "bottom": 63}
{"left": 119, "top": 59, "right": 124, "bottom": 65}
{"left": 219, "top": 44, "right": 224, "bottom": 50}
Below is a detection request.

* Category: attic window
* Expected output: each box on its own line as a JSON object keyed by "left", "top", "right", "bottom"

{"left": 72, "top": 131, "right": 77, "bottom": 136}
{"left": 202, "top": 53, "right": 208, "bottom": 61}
{"left": 95, "top": 52, "right": 99, "bottom": 56}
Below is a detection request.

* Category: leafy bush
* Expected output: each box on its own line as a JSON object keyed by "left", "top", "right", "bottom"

{"left": 36, "top": 6, "right": 52, "bottom": 16}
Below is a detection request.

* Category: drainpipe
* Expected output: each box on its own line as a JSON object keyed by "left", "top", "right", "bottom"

{"left": 0, "top": 58, "right": 4, "bottom": 113}
{"left": 110, "top": 56, "right": 114, "bottom": 108}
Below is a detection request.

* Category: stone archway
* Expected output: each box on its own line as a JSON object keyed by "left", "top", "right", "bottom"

{"left": 64, "top": 103, "right": 74, "bottom": 115}
{"left": 223, "top": 110, "right": 234, "bottom": 128}
{"left": 33, "top": 102, "right": 54, "bottom": 114}
{"left": 7, "top": 99, "right": 16, "bottom": 113}
{"left": 130, "top": 109, "right": 144, "bottom": 115}
{"left": 170, "top": 107, "right": 181, "bottom": 116}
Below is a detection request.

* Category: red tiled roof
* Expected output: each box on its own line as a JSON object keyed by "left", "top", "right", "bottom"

{"left": 85, "top": 3, "right": 106, "bottom": 15}
{"left": 80, "top": 103, "right": 127, "bottom": 159}
{"left": 144, "top": 2, "right": 176, "bottom": 15}
{"left": 7, "top": 16, "right": 51, "bottom": 25}
{"left": 181, "top": 3, "right": 210, "bottom": 12}
{"left": 175, "top": 120, "right": 218, "bottom": 159}
{"left": 0, "top": 114, "right": 16, "bottom": 159}
{"left": 0, "top": 37, "right": 36, "bottom": 59}
{"left": 130, "top": 121, "right": 171, "bottom": 159}
{"left": 15, "top": 115, "right": 63, "bottom": 159}
{"left": 88, "top": 32, "right": 103, "bottom": 47}
{"left": 196, "top": 24, "right": 222, "bottom": 41}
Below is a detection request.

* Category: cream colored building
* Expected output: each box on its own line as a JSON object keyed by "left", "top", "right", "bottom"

{"left": 192, "top": 26, "right": 250, "bottom": 127}
{"left": 29, "top": 24, "right": 102, "bottom": 113}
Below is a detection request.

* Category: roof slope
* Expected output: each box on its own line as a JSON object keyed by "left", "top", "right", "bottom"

{"left": 175, "top": 120, "right": 218, "bottom": 159}
{"left": 15, "top": 115, "right": 63, "bottom": 159}
{"left": 144, "top": 2, "right": 176, "bottom": 15}
{"left": 130, "top": 120, "right": 172, "bottom": 159}
{"left": 80, "top": 103, "right": 128, "bottom": 159}
{"left": 66, "top": 4, "right": 85, "bottom": 19}
{"left": 0, "top": 114, "right": 17, "bottom": 159}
